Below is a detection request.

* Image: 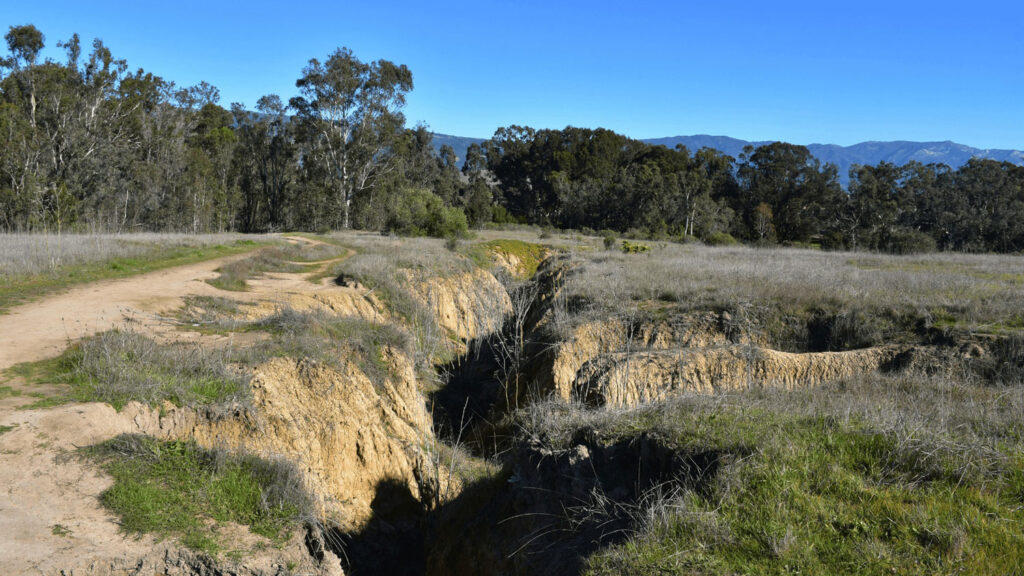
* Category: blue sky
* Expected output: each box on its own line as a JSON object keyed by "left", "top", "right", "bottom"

{"left": 4, "top": 0, "right": 1023, "bottom": 148}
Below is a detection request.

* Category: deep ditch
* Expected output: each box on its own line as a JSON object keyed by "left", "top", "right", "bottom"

{"left": 317, "top": 255, "right": 1020, "bottom": 576}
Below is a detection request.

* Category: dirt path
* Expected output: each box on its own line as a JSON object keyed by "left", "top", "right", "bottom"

{"left": 0, "top": 240, "right": 332, "bottom": 575}
{"left": 0, "top": 250, "right": 256, "bottom": 373}
{"left": 0, "top": 237, "right": 367, "bottom": 575}
{"left": 0, "top": 249, "right": 263, "bottom": 575}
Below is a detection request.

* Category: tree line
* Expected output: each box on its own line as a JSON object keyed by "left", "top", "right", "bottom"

{"left": 477, "top": 127, "right": 1024, "bottom": 253}
{"left": 2, "top": 24, "right": 1023, "bottom": 253}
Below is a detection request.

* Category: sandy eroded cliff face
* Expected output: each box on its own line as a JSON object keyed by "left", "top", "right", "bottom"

{"left": 124, "top": 351, "right": 431, "bottom": 531}
{"left": 403, "top": 268, "right": 512, "bottom": 344}
{"left": 121, "top": 266, "right": 515, "bottom": 532}
{"left": 573, "top": 345, "right": 904, "bottom": 407}
{"left": 520, "top": 256, "right": 909, "bottom": 409}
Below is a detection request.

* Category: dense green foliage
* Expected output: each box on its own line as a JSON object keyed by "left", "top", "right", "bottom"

{"left": 2, "top": 24, "right": 1023, "bottom": 251}
{"left": 478, "top": 129, "right": 1024, "bottom": 252}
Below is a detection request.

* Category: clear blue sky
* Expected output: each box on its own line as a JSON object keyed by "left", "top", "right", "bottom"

{"left": 4, "top": 0, "right": 1023, "bottom": 148}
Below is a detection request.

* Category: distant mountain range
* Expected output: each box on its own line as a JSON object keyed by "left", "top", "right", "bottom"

{"left": 432, "top": 133, "right": 1024, "bottom": 187}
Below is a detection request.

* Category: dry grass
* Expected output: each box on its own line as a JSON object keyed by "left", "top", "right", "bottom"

{"left": 326, "top": 231, "right": 479, "bottom": 278}
{"left": 12, "top": 329, "right": 251, "bottom": 410}
{"left": 555, "top": 244, "right": 1024, "bottom": 339}
{"left": 0, "top": 232, "right": 255, "bottom": 277}
{"left": 0, "top": 232, "right": 269, "bottom": 312}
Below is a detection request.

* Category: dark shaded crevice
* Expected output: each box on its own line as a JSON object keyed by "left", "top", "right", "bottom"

{"left": 322, "top": 479, "right": 427, "bottom": 576}
{"left": 425, "top": 431, "right": 733, "bottom": 576}
{"left": 429, "top": 337, "right": 506, "bottom": 454}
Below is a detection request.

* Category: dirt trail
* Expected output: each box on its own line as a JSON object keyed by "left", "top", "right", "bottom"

{"left": 0, "top": 237, "right": 349, "bottom": 575}
{"left": 0, "top": 251, "right": 255, "bottom": 373}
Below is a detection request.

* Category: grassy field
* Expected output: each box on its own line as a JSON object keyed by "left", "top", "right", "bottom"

{"left": 0, "top": 232, "right": 269, "bottom": 312}
{"left": 547, "top": 242, "right": 1024, "bottom": 350}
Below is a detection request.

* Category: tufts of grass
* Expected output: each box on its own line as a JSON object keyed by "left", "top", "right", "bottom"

{"left": 234, "top": 308, "right": 412, "bottom": 389}
{"left": 207, "top": 247, "right": 305, "bottom": 292}
{"left": 83, "top": 434, "right": 310, "bottom": 556}
{"left": 177, "top": 295, "right": 244, "bottom": 332}
{"left": 11, "top": 330, "right": 249, "bottom": 410}
{"left": 323, "top": 233, "right": 482, "bottom": 366}
{"left": 0, "top": 424, "right": 15, "bottom": 435}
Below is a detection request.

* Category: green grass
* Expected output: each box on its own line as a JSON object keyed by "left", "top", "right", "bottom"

{"left": 9, "top": 330, "right": 249, "bottom": 410}
{"left": 0, "top": 239, "right": 262, "bottom": 314}
{"left": 464, "top": 239, "right": 550, "bottom": 278}
{"left": 519, "top": 379, "right": 1024, "bottom": 576}
{"left": 83, "top": 434, "right": 309, "bottom": 556}
{"left": 0, "top": 385, "right": 21, "bottom": 399}
{"left": 0, "top": 424, "right": 15, "bottom": 436}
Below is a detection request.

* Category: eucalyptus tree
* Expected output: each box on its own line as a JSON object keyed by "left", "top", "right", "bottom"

{"left": 289, "top": 47, "right": 412, "bottom": 229}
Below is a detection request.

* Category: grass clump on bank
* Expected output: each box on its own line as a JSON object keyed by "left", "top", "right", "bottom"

{"left": 206, "top": 242, "right": 338, "bottom": 291}
{"left": 84, "top": 434, "right": 310, "bottom": 555}
{"left": 0, "top": 233, "right": 265, "bottom": 313}
{"left": 464, "top": 239, "right": 550, "bottom": 278}
{"left": 236, "top": 308, "right": 411, "bottom": 389}
{"left": 323, "top": 232, "right": 484, "bottom": 365}
{"left": 11, "top": 330, "right": 249, "bottom": 410}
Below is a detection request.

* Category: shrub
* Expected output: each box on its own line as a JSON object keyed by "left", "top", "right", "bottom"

{"left": 819, "top": 230, "right": 847, "bottom": 251}
{"left": 704, "top": 231, "right": 740, "bottom": 246}
{"left": 602, "top": 232, "right": 617, "bottom": 250}
{"left": 621, "top": 240, "right": 650, "bottom": 254}
{"left": 884, "top": 228, "right": 937, "bottom": 255}
{"left": 386, "top": 187, "right": 469, "bottom": 239}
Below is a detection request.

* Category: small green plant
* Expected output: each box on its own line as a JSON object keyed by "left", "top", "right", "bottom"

{"left": 603, "top": 233, "right": 617, "bottom": 250}
{"left": 0, "top": 424, "right": 15, "bottom": 436}
{"left": 621, "top": 240, "right": 650, "bottom": 254}
{"left": 51, "top": 524, "right": 72, "bottom": 537}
